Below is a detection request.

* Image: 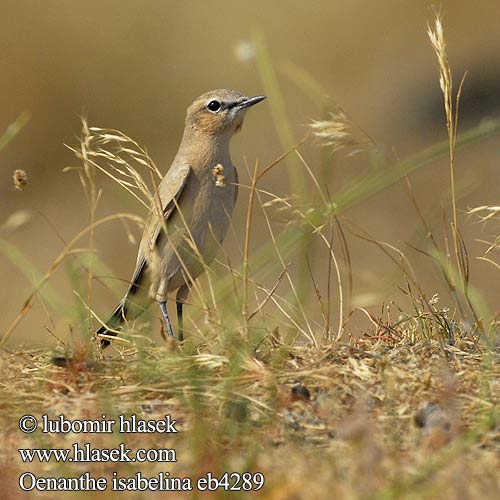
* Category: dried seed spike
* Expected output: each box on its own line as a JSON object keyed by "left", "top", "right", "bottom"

{"left": 13, "top": 169, "right": 28, "bottom": 190}
{"left": 309, "top": 103, "right": 375, "bottom": 154}
{"left": 212, "top": 164, "right": 226, "bottom": 187}
{"left": 215, "top": 176, "right": 226, "bottom": 187}
{"left": 212, "top": 164, "right": 224, "bottom": 176}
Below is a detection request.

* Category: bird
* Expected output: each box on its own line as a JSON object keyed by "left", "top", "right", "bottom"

{"left": 97, "top": 89, "right": 266, "bottom": 347}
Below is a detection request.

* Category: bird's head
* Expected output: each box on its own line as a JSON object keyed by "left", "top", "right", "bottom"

{"left": 185, "top": 89, "right": 266, "bottom": 136}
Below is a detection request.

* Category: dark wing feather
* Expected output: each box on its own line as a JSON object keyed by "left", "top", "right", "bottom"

{"left": 128, "top": 163, "right": 192, "bottom": 296}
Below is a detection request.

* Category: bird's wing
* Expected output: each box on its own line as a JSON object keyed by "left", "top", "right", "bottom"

{"left": 127, "top": 164, "right": 192, "bottom": 297}
{"left": 158, "top": 163, "right": 192, "bottom": 220}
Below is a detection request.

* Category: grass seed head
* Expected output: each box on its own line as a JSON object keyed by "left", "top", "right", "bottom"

{"left": 309, "top": 104, "right": 375, "bottom": 155}
{"left": 212, "top": 163, "right": 226, "bottom": 187}
{"left": 13, "top": 169, "right": 28, "bottom": 190}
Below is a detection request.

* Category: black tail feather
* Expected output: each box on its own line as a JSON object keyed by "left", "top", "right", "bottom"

{"left": 97, "top": 302, "right": 126, "bottom": 348}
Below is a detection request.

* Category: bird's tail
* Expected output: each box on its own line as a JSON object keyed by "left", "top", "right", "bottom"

{"left": 96, "top": 301, "right": 126, "bottom": 348}
{"left": 96, "top": 261, "right": 150, "bottom": 347}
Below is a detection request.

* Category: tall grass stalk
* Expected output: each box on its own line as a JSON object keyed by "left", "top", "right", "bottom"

{"left": 427, "top": 16, "right": 468, "bottom": 290}
{"left": 79, "top": 119, "right": 101, "bottom": 335}
{"left": 251, "top": 28, "right": 303, "bottom": 195}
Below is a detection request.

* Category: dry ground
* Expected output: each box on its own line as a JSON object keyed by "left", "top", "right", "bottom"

{"left": 1, "top": 327, "right": 499, "bottom": 499}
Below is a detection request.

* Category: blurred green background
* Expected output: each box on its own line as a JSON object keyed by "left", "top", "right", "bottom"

{"left": 2, "top": 0, "right": 499, "bottom": 346}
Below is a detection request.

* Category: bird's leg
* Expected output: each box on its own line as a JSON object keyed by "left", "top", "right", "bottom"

{"left": 176, "top": 284, "right": 190, "bottom": 342}
{"left": 158, "top": 301, "right": 175, "bottom": 337}
{"left": 176, "top": 302, "right": 183, "bottom": 342}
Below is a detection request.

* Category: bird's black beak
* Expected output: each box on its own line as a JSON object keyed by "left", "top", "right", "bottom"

{"left": 236, "top": 95, "right": 266, "bottom": 109}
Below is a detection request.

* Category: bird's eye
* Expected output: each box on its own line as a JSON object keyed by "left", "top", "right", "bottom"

{"left": 207, "top": 100, "right": 222, "bottom": 113}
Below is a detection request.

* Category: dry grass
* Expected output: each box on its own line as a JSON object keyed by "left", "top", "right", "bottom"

{"left": 427, "top": 12, "right": 469, "bottom": 294}
{"left": 309, "top": 103, "right": 376, "bottom": 155}
{"left": 0, "top": 326, "right": 499, "bottom": 499}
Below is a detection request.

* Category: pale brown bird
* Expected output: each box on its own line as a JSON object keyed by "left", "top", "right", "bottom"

{"left": 97, "top": 89, "right": 265, "bottom": 346}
